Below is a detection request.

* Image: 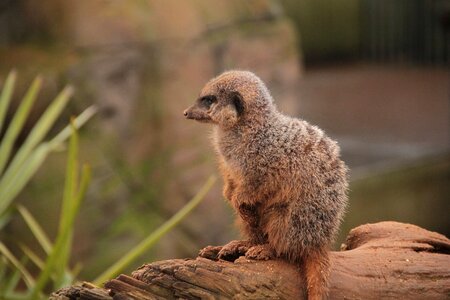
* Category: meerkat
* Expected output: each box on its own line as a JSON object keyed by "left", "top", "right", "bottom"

{"left": 183, "top": 70, "right": 348, "bottom": 300}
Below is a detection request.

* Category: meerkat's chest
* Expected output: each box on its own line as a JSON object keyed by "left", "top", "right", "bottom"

{"left": 216, "top": 131, "right": 291, "bottom": 184}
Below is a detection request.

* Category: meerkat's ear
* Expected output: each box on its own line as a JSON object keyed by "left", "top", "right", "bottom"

{"left": 230, "top": 92, "right": 245, "bottom": 116}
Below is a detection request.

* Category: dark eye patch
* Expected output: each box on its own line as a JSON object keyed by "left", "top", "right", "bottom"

{"left": 199, "top": 95, "right": 217, "bottom": 107}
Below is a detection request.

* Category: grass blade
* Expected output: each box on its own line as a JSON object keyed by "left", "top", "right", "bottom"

{"left": 17, "top": 205, "right": 52, "bottom": 254}
{"left": 4, "top": 256, "right": 28, "bottom": 295}
{"left": 0, "top": 70, "right": 17, "bottom": 134}
{"left": 0, "top": 211, "right": 12, "bottom": 231}
{"left": 0, "top": 143, "right": 50, "bottom": 216}
{"left": 54, "top": 121, "right": 78, "bottom": 286}
{"left": 0, "top": 105, "right": 96, "bottom": 217}
{"left": 54, "top": 164, "right": 91, "bottom": 290}
{"left": 31, "top": 137, "right": 91, "bottom": 297}
{"left": 1, "top": 293, "right": 31, "bottom": 300}
{"left": 4, "top": 268, "right": 21, "bottom": 295}
{"left": 1, "top": 85, "right": 72, "bottom": 181}
{"left": 0, "top": 242, "right": 34, "bottom": 288}
{"left": 59, "top": 120, "right": 79, "bottom": 234}
{"left": 0, "top": 256, "right": 7, "bottom": 291}
{"left": 0, "top": 76, "right": 41, "bottom": 175}
{"left": 19, "top": 244, "right": 45, "bottom": 270}
{"left": 20, "top": 243, "right": 75, "bottom": 288}
{"left": 93, "top": 175, "right": 216, "bottom": 285}
{"left": 50, "top": 105, "right": 97, "bottom": 146}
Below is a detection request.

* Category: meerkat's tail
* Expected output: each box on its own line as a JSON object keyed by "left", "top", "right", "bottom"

{"left": 303, "top": 247, "right": 330, "bottom": 300}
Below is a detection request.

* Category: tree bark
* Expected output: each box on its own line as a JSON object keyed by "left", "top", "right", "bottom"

{"left": 51, "top": 221, "right": 450, "bottom": 299}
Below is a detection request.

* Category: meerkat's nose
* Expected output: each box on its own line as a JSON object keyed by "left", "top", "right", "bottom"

{"left": 183, "top": 110, "right": 188, "bottom": 117}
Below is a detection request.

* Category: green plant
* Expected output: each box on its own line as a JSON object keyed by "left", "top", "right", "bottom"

{"left": 0, "top": 123, "right": 90, "bottom": 299}
{"left": 0, "top": 71, "right": 96, "bottom": 218}
{"left": 0, "top": 71, "right": 95, "bottom": 299}
{"left": 0, "top": 70, "right": 217, "bottom": 298}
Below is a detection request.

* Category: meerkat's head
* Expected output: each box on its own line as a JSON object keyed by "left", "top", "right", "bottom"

{"left": 183, "top": 70, "right": 275, "bottom": 129}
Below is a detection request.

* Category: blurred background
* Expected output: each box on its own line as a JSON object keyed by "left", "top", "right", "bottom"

{"left": 0, "top": 0, "right": 449, "bottom": 281}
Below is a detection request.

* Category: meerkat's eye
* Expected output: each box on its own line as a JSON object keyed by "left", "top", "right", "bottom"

{"left": 200, "top": 95, "right": 217, "bottom": 107}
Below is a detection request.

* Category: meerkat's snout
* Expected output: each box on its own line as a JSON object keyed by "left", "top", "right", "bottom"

{"left": 183, "top": 104, "right": 200, "bottom": 120}
{"left": 183, "top": 103, "right": 213, "bottom": 122}
{"left": 183, "top": 107, "right": 196, "bottom": 119}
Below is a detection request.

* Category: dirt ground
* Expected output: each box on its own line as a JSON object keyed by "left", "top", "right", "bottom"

{"left": 292, "top": 63, "right": 449, "bottom": 177}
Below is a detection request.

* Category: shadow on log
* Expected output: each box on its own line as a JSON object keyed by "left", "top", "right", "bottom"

{"left": 51, "top": 221, "right": 450, "bottom": 299}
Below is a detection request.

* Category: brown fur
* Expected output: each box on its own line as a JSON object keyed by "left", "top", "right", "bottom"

{"left": 184, "top": 71, "right": 348, "bottom": 299}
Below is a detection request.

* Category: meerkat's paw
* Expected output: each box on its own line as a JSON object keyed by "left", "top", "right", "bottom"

{"left": 198, "top": 245, "right": 223, "bottom": 260}
{"left": 245, "top": 244, "right": 274, "bottom": 261}
{"left": 217, "top": 240, "right": 251, "bottom": 262}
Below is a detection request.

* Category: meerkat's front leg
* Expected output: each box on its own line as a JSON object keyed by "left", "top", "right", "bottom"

{"left": 223, "top": 177, "right": 236, "bottom": 201}
{"left": 198, "top": 203, "right": 260, "bottom": 262}
{"left": 218, "top": 159, "right": 236, "bottom": 201}
{"left": 213, "top": 201, "right": 267, "bottom": 261}
{"left": 199, "top": 186, "right": 265, "bottom": 261}
{"left": 245, "top": 244, "right": 274, "bottom": 260}
{"left": 198, "top": 171, "right": 247, "bottom": 261}
{"left": 198, "top": 240, "right": 252, "bottom": 261}
{"left": 216, "top": 240, "right": 253, "bottom": 261}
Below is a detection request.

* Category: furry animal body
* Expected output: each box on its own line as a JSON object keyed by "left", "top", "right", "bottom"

{"left": 184, "top": 70, "right": 348, "bottom": 299}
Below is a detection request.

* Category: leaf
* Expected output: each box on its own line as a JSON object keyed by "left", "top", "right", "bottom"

{"left": 20, "top": 243, "right": 75, "bottom": 288}
{"left": 0, "top": 143, "right": 50, "bottom": 216}
{"left": 0, "top": 70, "right": 17, "bottom": 134}
{"left": 3, "top": 256, "right": 28, "bottom": 295}
{"left": 92, "top": 175, "right": 216, "bottom": 285}
{"left": 0, "top": 242, "right": 34, "bottom": 288}
{"left": 0, "top": 105, "right": 96, "bottom": 217}
{"left": 19, "top": 244, "right": 45, "bottom": 270}
{"left": 54, "top": 121, "right": 79, "bottom": 287}
{"left": 17, "top": 205, "right": 52, "bottom": 254}
{"left": 59, "top": 120, "right": 79, "bottom": 235}
{"left": 0, "top": 76, "right": 41, "bottom": 175}
{"left": 0, "top": 256, "right": 7, "bottom": 291}
{"left": 54, "top": 164, "right": 91, "bottom": 290}
{"left": 31, "top": 129, "right": 91, "bottom": 297}
{"left": 50, "top": 105, "right": 97, "bottom": 146}
{"left": 0, "top": 210, "right": 12, "bottom": 231}
{"left": 1, "top": 85, "right": 72, "bottom": 181}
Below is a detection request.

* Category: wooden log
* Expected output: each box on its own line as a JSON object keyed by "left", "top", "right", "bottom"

{"left": 50, "top": 221, "right": 450, "bottom": 299}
